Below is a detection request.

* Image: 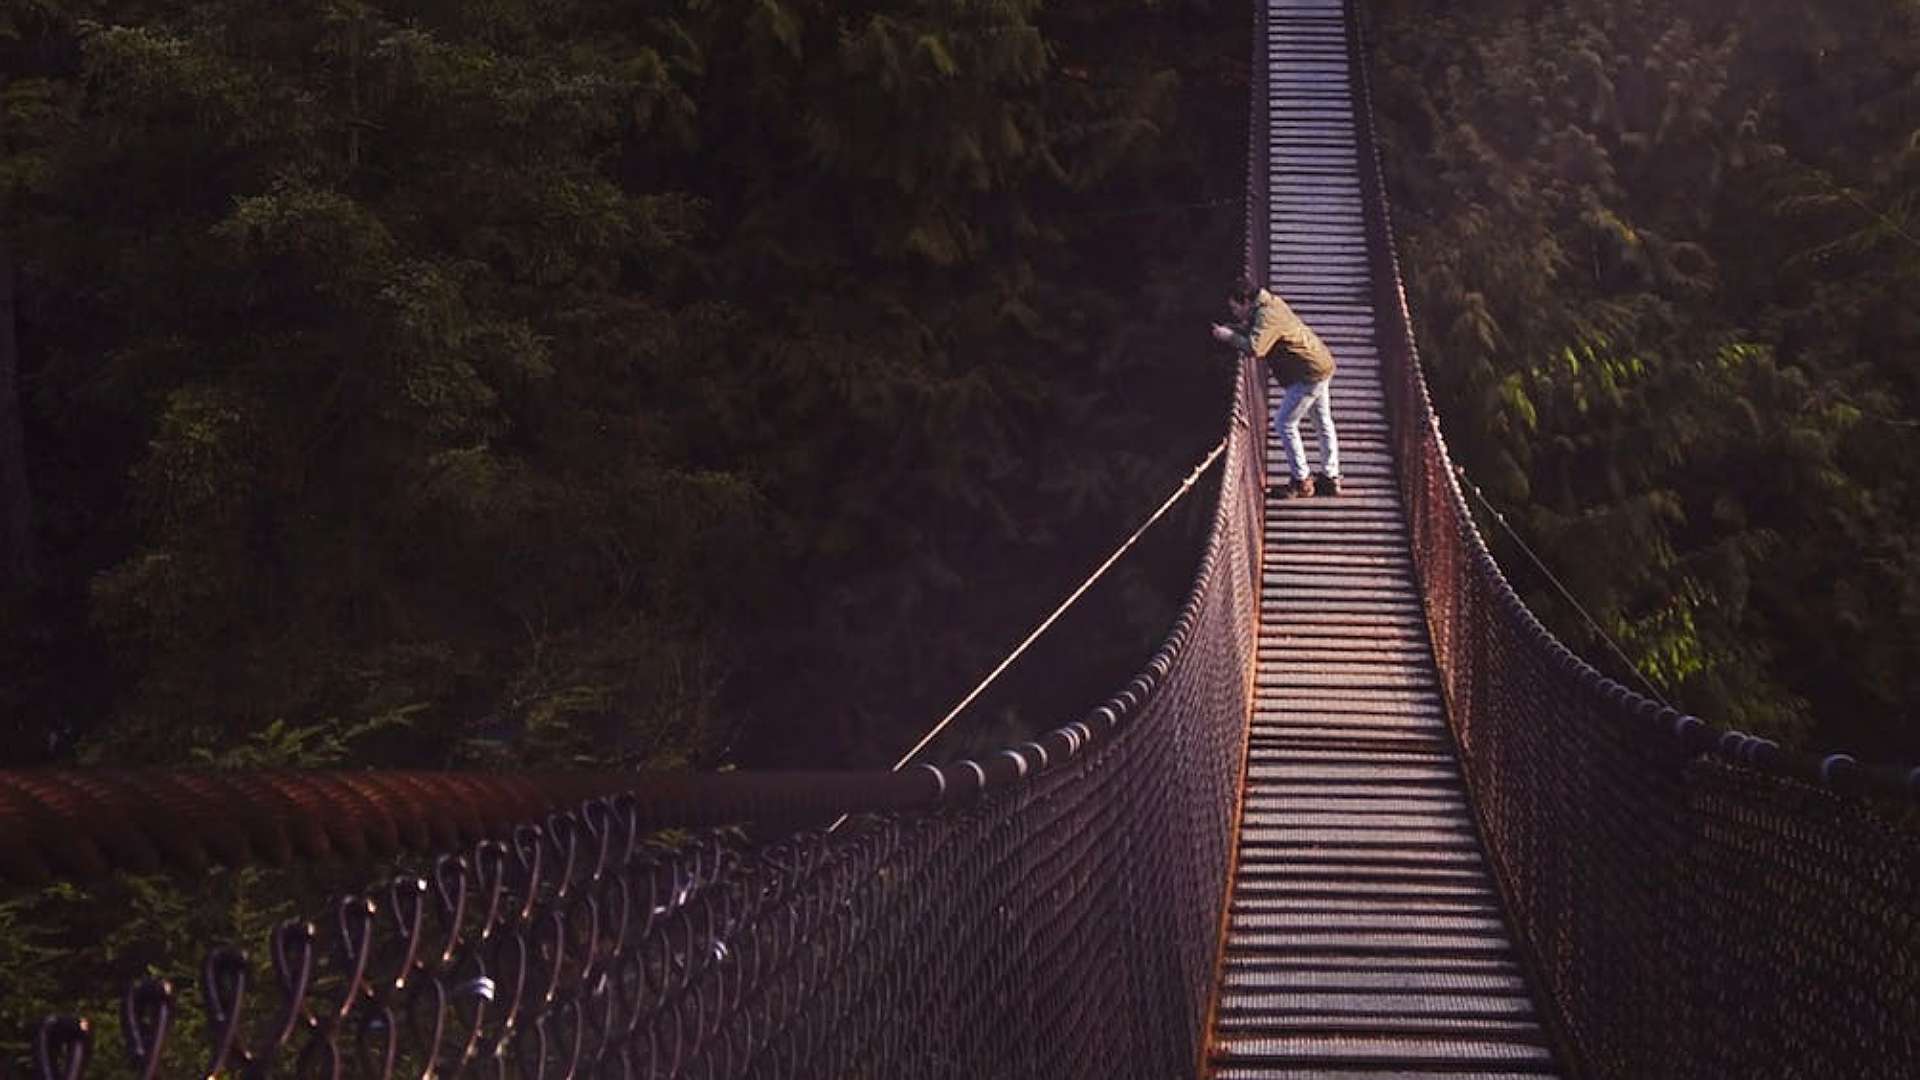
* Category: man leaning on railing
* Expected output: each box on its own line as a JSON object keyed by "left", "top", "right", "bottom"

{"left": 1211, "top": 275, "right": 1342, "bottom": 499}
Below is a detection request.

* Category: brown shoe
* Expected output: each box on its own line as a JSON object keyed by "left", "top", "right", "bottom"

{"left": 1273, "top": 476, "right": 1314, "bottom": 499}
{"left": 1318, "top": 474, "right": 1343, "bottom": 496}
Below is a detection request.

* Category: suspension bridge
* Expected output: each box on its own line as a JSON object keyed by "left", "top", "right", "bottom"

{"left": 3, "top": 1, "right": 1917, "bottom": 1076}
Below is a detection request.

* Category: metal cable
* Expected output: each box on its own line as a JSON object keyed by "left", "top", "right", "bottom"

{"left": 889, "top": 437, "right": 1229, "bottom": 772}
{"left": 1456, "top": 467, "right": 1673, "bottom": 708}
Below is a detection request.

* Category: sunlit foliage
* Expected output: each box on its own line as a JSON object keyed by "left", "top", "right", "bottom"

{"left": 1370, "top": 0, "right": 1920, "bottom": 758}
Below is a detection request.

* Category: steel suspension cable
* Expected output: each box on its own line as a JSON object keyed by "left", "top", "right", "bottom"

{"left": 890, "top": 437, "right": 1230, "bottom": 771}
{"left": 1453, "top": 465, "right": 1674, "bottom": 708}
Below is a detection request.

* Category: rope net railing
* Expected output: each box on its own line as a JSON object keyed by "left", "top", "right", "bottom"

{"left": 0, "top": 367, "right": 1264, "bottom": 1079}
{"left": 1344, "top": 2, "right": 1920, "bottom": 1076}
{"left": 2, "top": 11, "right": 1289, "bottom": 1078}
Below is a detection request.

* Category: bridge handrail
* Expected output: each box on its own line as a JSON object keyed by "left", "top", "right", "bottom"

{"left": 4, "top": 316, "right": 1266, "bottom": 1077}
{"left": 1345, "top": 2, "right": 1920, "bottom": 1075}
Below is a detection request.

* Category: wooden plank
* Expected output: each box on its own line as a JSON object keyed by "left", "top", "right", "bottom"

{"left": 1214, "top": 4, "right": 1559, "bottom": 1074}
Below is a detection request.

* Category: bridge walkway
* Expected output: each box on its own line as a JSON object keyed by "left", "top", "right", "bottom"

{"left": 1206, "top": 2, "right": 1562, "bottom": 1075}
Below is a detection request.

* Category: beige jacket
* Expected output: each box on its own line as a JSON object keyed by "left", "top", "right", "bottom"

{"left": 1224, "top": 288, "right": 1335, "bottom": 385}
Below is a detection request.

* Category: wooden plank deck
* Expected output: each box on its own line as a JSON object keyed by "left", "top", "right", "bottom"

{"left": 1206, "top": 2, "right": 1562, "bottom": 1076}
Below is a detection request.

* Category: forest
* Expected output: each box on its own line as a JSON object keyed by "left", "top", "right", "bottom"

{"left": 2, "top": 0, "right": 1918, "bottom": 1062}
{"left": 0, "top": 0, "right": 1245, "bottom": 785}
{"left": 1369, "top": 0, "right": 1920, "bottom": 763}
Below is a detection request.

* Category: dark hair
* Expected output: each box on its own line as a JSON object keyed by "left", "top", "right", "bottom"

{"left": 1229, "top": 275, "right": 1258, "bottom": 303}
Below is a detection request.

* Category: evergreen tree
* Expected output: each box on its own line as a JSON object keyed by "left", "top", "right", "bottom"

{"left": 1368, "top": 0, "right": 1920, "bottom": 758}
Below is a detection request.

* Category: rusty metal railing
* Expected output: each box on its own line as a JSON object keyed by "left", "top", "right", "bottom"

{"left": 1, "top": 349, "right": 1264, "bottom": 1077}
{"left": 1346, "top": 2, "right": 1920, "bottom": 1075}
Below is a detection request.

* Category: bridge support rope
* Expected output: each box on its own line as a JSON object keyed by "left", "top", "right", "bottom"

{"left": 0, "top": 359, "right": 1267, "bottom": 1080}
{"left": 1347, "top": 1, "right": 1920, "bottom": 1077}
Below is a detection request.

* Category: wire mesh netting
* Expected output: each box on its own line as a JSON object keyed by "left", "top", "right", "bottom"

{"left": 0, "top": 357, "right": 1263, "bottom": 1079}
{"left": 1345, "top": 0, "right": 1920, "bottom": 1072}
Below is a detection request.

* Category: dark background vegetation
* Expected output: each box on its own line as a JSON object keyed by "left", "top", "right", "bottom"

{"left": 1369, "top": 0, "right": 1920, "bottom": 763}
{"left": 3, "top": 0, "right": 1919, "bottom": 1062}
{"left": 0, "top": 0, "right": 1246, "bottom": 784}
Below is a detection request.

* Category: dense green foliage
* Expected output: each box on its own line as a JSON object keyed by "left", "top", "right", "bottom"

{"left": 1368, "top": 0, "right": 1920, "bottom": 761}
{"left": 1, "top": 0, "right": 1245, "bottom": 778}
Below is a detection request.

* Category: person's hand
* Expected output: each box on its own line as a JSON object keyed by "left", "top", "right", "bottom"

{"left": 1210, "top": 323, "right": 1234, "bottom": 343}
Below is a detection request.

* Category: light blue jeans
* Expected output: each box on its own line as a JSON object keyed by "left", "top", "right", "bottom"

{"left": 1273, "top": 377, "right": 1340, "bottom": 482}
